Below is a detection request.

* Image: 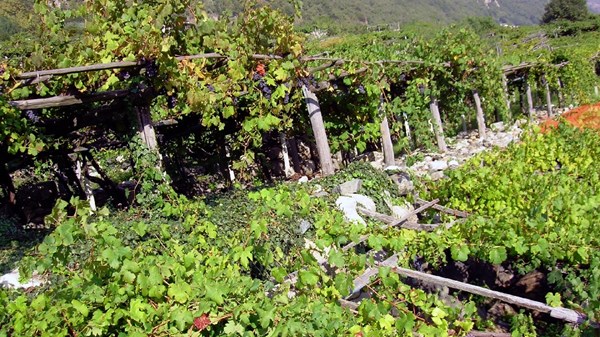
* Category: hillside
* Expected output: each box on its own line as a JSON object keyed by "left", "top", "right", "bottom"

{"left": 205, "top": 0, "right": 600, "bottom": 29}
{"left": 590, "top": 0, "right": 600, "bottom": 13}
{"left": 203, "top": 0, "right": 551, "bottom": 28}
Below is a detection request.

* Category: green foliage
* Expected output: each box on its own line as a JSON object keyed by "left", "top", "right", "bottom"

{"left": 421, "top": 124, "right": 600, "bottom": 324}
{"left": 542, "top": 0, "right": 591, "bottom": 24}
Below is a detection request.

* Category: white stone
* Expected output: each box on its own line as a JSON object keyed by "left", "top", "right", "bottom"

{"left": 429, "top": 160, "right": 448, "bottom": 172}
{"left": 349, "top": 194, "right": 377, "bottom": 212}
{"left": 430, "top": 171, "right": 445, "bottom": 181}
{"left": 448, "top": 160, "right": 460, "bottom": 169}
{"left": 335, "top": 196, "right": 366, "bottom": 225}
{"left": 0, "top": 269, "right": 45, "bottom": 289}
{"left": 334, "top": 179, "right": 362, "bottom": 195}
{"left": 304, "top": 238, "right": 333, "bottom": 265}
{"left": 390, "top": 201, "right": 419, "bottom": 223}
{"left": 384, "top": 165, "right": 403, "bottom": 172}
{"left": 298, "top": 220, "right": 312, "bottom": 234}
{"left": 298, "top": 176, "right": 309, "bottom": 183}
{"left": 490, "top": 122, "right": 506, "bottom": 132}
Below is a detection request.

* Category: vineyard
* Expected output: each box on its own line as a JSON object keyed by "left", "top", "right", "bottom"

{"left": 1, "top": 1, "right": 600, "bottom": 336}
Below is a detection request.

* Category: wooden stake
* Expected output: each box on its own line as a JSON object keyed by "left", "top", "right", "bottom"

{"left": 402, "top": 113, "right": 412, "bottom": 149}
{"left": 379, "top": 113, "right": 395, "bottom": 167}
{"left": 525, "top": 80, "right": 534, "bottom": 121}
{"left": 135, "top": 106, "right": 158, "bottom": 150}
{"left": 502, "top": 75, "right": 511, "bottom": 111}
{"left": 473, "top": 90, "right": 486, "bottom": 139}
{"left": 429, "top": 98, "right": 448, "bottom": 152}
{"left": 557, "top": 79, "right": 564, "bottom": 108}
{"left": 302, "top": 86, "right": 335, "bottom": 176}
{"left": 595, "top": 85, "right": 599, "bottom": 97}
{"left": 543, "top": 76, "right": 552, "bottom": 117}
{"left": 279, "top": 133, "right": 294, "bottom": 177}
{"left": 0, "top": 158, "right": 16, "bottom": 207}
{"left": 287, "top": 137, "right": 303, "bottom": 174}
{"left": 74, "top": 156, "right": 97, "bottom": 213}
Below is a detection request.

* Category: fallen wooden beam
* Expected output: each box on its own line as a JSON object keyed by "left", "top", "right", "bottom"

{"left": 389, "top": 264, "right": 592, "bottom": 325}
{"left": 357, "top": 207, "right": 445, "bottom": 232}
{"left": 466, "top": 332, "right": 511, "bottom": 337}
{"left": 342, "top": 199, "right": 439, "bottom": 252}
{"left": 10, "top": 90, "right": 130, "bottom": 110}
{"left": 347, "top": 254, "right": 399, "bottom": 299}
{"left": 416, "top": 198, "right": 470, "bottom": 218}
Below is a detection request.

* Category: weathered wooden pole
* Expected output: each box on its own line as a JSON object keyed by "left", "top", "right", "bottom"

{"left": 502, "top": 75, "right": 511, "bottom": 111}
{"left": 302, "top": 85, "right": 335, "bottom": 176}
{"left": 473, "top": 90, "right": 486, "bottom": 140}
{"left": 429, "top": 98, "right": 448, "bottom": 153}
{"left": 287, "top": 137, "right": 303, "bottom": 174}
{"left": 0, "top": 158, "right": 16, "bottom": 207}
{"left": 135, "top": 106, "right": 158, "bottom": 150}
{"left": 543, "top": 76, "right": 552, "bottom": 117}
{"left": 595, "top": 85, "right": 599, "bottom": 97}
{"left": 525, "top": 79, "right": 534, "bottom": 121}
{"left": 403, "top": 113, "right": 413, "bottom": 149}
{"left": 74, "top": 151, "right": 97, "bottom": 213}
{"left": 557, "top": 79, "right": 564, "bottom": 108}
{"left": 379, "top": 97, "right": 395, "bottom": 167}
{"left": 279, "top": 133, "right": 294, "bottom": 177}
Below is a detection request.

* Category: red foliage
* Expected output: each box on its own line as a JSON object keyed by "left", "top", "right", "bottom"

{"left": 193, "top": 314, "right": 211, "bottom": 331}
{"left": 541, "top": 102, "right": 600, "bottom": 133}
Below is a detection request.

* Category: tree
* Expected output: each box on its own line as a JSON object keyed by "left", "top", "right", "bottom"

{"left": 542, "top": 0, "right": 590, "bottom": 23}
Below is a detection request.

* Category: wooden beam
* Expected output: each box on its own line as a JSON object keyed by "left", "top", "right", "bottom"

{"left": 10, "top": 89, "right": 130, "bottom": 110}
{"left": 389, "top": 263, "right": 591, "bottom": 325}
{"left": 342, "top": 199, "right": 439, "bottom": 252}
{"left": 415, "top": 198, "right": 470, "bottom": 218}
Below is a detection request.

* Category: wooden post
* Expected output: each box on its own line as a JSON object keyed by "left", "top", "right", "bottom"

{"left": 461, "top": 114, "right": 467, "bottom": 134}
{"left": 287, "top": 137, "right": 303, "bottom": 174}
{"left": 402, "top": 113, "right": 413, "bottom": 149}
{"left": 74, "top": 153, "right": 97, "bottom": 213}
{"left": 302, "top": 85, "right": 335, "bottom": 176}
{"left": 502, "top": 75, "right": 511, "bottom": 111}
{"left": 557, "top": 79, "right": 564, "bottom": 108}
{"left": 429, "top": 98, "right": 448, "bottom": 152}
{"left": 543, "top": 76, "right": 552, "bottom": 117}
{"left": 379, "top": 98, "right": 395, "bottom": 167}
{"left": 225, "top": 146, "right": 235, "bottom": 182}
{"left": 595, "top": 85, "right": 599, "bottom": 97}
{"left": 473, "top": 90, "right": 486, "bottom": 140}
{"left": 525, "top": 80, "right": 534, "bottom": 121}
{"left": 135, "top": 106, "right": 158, "bottom": 150}
{"left": 279, "top": 133, "right": 294, "bottom": 177}
{"left": 0, "top": 158, "right": 16, "bottom": 207}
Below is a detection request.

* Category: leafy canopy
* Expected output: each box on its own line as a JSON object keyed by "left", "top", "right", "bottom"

{"left": 542, "top": 0, "right": 590, "bottom": 23}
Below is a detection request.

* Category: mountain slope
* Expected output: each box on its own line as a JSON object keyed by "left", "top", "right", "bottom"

{"left": 205, "top": 0, "right": 599, "bottom": 28}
